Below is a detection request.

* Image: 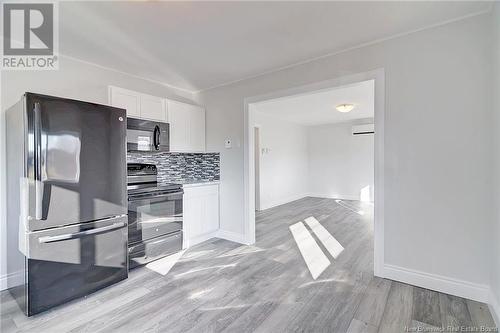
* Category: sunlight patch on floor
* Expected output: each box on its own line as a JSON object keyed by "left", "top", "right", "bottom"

{"left": 189, "top": 288, "right": 214, "bottom": 300}
{"left": 217, "top": 245, "right": 266, "bottom": 258}
{"left": 200, "top": 304, "right": 255, "bottom": 311}
{"left": 304, "top": 216, "right": 344, "bottom": 259}
{"left": 180, "top": 249, "right": 216, "bottom": 261}
{"left": 298, "top": 277, "right": 348, "bottom": 288}
{"left": 173, "top": 264, "right": 237, "bottom": 279}
{"left": 289, "top": 222, "right": 330, "bottom": 280}
{"left": 335, "top": 199, "right": 366, "bottom": 216}
{"left": 145, "top": 250, "right": 186, "bottom": 276}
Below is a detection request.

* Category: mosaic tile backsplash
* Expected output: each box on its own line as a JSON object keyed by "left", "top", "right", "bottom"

{"left": 127, "top": 152, "right": 220, "bottom": 183}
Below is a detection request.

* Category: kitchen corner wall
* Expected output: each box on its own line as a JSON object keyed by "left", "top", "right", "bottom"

{"left": 127, "top": 152, "right": 220, "bottom": 183}
{"left": 0, "top": 56, "right": 196, "bottom": 290}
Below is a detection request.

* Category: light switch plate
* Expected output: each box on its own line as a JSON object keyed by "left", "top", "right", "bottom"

{"left": 225, "top": 139, "right": 232, "bottom": 149}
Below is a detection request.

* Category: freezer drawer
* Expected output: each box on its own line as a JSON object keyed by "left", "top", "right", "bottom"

{"left": 25, "top": 215, "right": 128, "bottom": 316}
{"left": 129, "top": 231, "right": 182, "bottom": 269}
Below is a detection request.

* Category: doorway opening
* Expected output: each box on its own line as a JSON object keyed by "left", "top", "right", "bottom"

{"left": 244, "top": 69, "right": 385, "bottom": 276}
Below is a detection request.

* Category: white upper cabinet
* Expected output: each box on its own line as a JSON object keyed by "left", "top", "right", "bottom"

{"left": 167, "top": 99, "right": 206, "bottom": 152}
{"left": 167, "top": 100, "right": 191, "bottom": 152}
{"left": 189, "top": 105, "right": 206, "bottom": 152}
{"left": 140, "top": 94, "right": 166, "bottom": 121}
{"left": 109, "top": 86, "right": 206, "bottom": 152}
{"left": 108, "top": 86, "right": 140, "bottom": 117}
{"left": 108, "top": 86, "right": 166, "bottom": 122}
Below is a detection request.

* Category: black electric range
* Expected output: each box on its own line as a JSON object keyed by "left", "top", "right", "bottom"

{"left": 127, "top": 163, "right": 183, "bottom": 269}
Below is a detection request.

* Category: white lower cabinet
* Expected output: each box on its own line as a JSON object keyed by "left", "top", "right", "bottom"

{"left": 183, "top": 183, "right": 219, "bottom": 248}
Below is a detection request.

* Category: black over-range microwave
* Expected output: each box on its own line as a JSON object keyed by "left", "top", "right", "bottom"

{"left": 127, "top": 117, "right": 169, "bottom": 152}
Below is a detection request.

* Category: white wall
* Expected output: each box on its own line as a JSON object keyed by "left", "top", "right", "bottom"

{"left": 251, "top": 111, "right": 374, "bottom": 207}
{"left": 252, "top": 110, "right": 309, "bottom": 210}
{"left": 198, "top": 13, "right": 493, "bottom": 294}
{"left": 0, "top": 56, "right": 195, "bottom": 290}
{"left": 491, "top": 2, "right": 500, "bottom": 325}
{"left": 308, "top": 120, "right": 374, "bottom": 201}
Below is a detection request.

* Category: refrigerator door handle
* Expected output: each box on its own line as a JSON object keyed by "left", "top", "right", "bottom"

{"left": 34, "top": 102, "right": 44, "bottom": 220}
{"left": 38, "top": 220, "right": 127, "bottom": 244}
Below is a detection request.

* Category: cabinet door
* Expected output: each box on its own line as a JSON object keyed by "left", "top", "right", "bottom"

{"left": 189, "top": 106, "right": 206, "bottom": 152}
{"left": 202, "top": 187, "right": 219, "bottom": 234}
{"left": 109, "top": 86, "right": 140, "bottom": 117}
{"left": 183, "top": 185, "right": 219, "bottom": 247}
{"left": 140, "top": 94, "right": 166, "bottom": 121}
{"left": 183, "top": 193, "right": 204, "bottom": 242}
{"left": 167, "top": 100, "right": 191, "bottom": 152}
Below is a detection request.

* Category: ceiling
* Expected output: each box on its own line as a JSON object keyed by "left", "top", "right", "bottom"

{"left": 253, "top": 80, "right": 374, "bottom": 126}
{"left": 60, "top": 1, "right": 491, "bottom": 92}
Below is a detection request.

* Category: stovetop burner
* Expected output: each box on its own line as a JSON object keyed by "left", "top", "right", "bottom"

{"left": 127, "top": 163, "right": 182, "bottom": 194}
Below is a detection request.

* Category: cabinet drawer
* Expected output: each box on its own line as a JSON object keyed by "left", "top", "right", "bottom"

{"left": 184, "top": 184, "right": 219, "bottom": 198}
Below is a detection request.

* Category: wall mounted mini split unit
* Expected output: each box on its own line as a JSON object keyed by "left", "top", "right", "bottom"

{"left": 352, "top": 124, "right": 374, "bottom": 136}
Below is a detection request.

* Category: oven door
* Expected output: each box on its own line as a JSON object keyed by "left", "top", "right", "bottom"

{"left": 128, "top": 190, "right": 183, "bottom": 245}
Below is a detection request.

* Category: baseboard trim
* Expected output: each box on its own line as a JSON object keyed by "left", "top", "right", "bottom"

{"left": 307, "top": 193, "right": 360, "bottom": 201}
{"left": 489, "top": 289, "right": 500, "bottom": 327}
{"left": 258, "top": 193, "right": 367, "bottom": 211}
{"left": 382, "top": 264, "right": 489, "bottom": 303}
{"left": 0, "top": 270, "right": 23, "bottom": 291}
{"left": 216, "top": 229, "right": 249, "bottom": 245}
{"left": 258, "top": 193, "right": 309, "bottom": 211}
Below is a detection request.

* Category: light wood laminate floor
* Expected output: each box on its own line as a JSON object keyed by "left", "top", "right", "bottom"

{"left": 1, "top": 197, "right": 496, "bottom": 332}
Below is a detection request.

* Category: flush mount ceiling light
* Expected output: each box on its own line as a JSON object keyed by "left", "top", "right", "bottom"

{"left": 335, "top": 103, "right": 355, "bottom": 113}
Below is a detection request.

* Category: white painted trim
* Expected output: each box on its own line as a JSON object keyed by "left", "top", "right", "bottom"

{"left": 489, "top": 289, "right": 500, "bottom": 327}
{"left": 0, "top": 67, "right": 5, "bottom": 293}
{"left": 60, "top": 54, "right": 195, "bottom": 95}
{"left": 216, "top": 229, "right": 249, "bottom": 245}
{"left": 373, "top": 71, "right": 385, "bottom": 277}
{"left": 186, "top": 230, "right": 219, "bottom": 248}
{"left": 0, "top": 271, "right": 23, "bottom": 291}
{"left": 244, "top": 69, "right": 385, "bottom": 277}
{"left": 258, "top": 193, "right": 309, "bottom": 211}
{"left": 253, "top": 125, "right": 262, "bottom": 211}
{"left": 383, "top": 264, "right": 489, "bottom": 303}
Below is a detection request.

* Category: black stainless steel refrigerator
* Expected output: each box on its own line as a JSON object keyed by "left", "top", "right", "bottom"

{"left": 6, "top": 93, "right": 128, "bottom": 316}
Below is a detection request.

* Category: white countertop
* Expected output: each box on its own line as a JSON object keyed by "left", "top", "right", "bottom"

{"left": 179, "top": 180, "right": 220, "bottom": 188}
